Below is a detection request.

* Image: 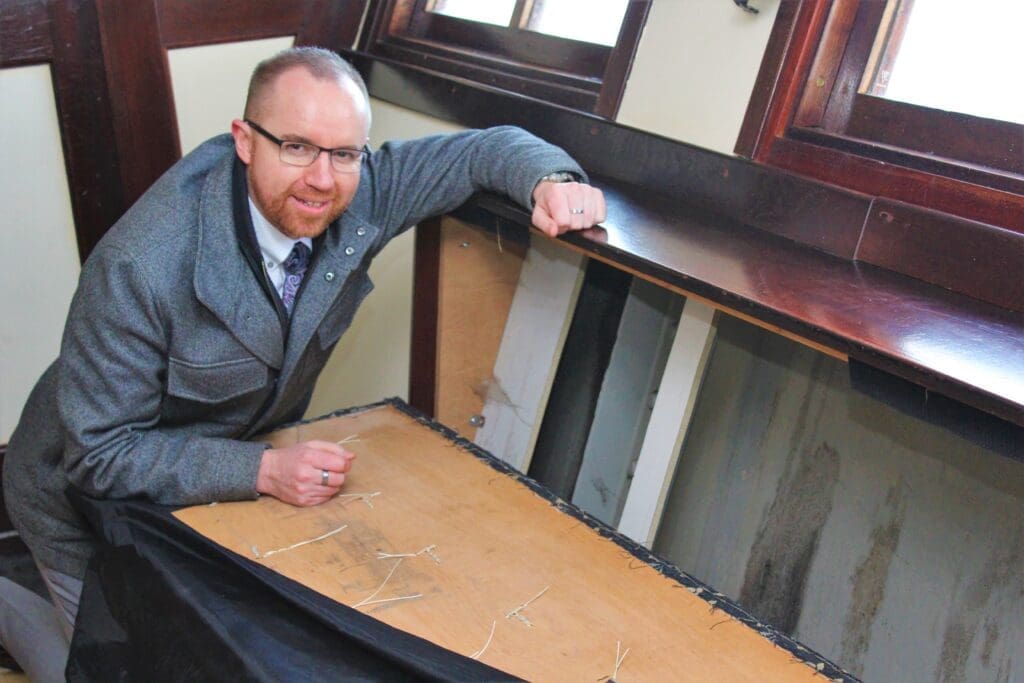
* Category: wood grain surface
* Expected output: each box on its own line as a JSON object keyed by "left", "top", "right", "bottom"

{"left": 175, "top": 405, "right": 833, "bottom": 682}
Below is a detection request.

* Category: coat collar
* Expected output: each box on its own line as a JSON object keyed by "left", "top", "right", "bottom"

{"left": 194, "top": 151, "right": 284, "bottom": 369}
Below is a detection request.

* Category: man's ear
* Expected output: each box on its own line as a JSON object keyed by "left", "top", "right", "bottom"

{"left": 231, "top": 119, "right": 253, "bottom": 165}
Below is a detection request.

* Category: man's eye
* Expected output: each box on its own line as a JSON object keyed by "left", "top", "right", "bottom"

{"left": 283, "top": 142, "right": 310, "bottom": 154}
{"left": 332, "top": 149, "right": 356, "bottom": 161}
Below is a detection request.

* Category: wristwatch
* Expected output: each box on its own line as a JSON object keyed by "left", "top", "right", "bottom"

{"left": 533, "top": 171, "right": 579, "bottom": 206}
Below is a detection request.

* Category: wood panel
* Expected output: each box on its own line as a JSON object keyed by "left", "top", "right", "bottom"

{"left": 434, "top": 217, "right": 526, "bottom": 436}
{"left": 175, "top": 404, "right": 849, "bottom": 682}
{"left": 857, "top": 199, "right": 1024, "bottom": 313}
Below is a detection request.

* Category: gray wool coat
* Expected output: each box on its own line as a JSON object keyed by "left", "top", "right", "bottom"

{"left": 4, "top": 127, "right": 584, "bottom": 579}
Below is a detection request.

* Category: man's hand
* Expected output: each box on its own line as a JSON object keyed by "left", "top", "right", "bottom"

{"left": 531, "top": 181, "right": 607, "bottom": 237}
{"left": 256, "top": 440, "right": 356, "bottom": 506}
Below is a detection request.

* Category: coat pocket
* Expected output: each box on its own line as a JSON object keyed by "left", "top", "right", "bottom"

{"left": 167, "top": 356, "right": 268, "bottom": 403}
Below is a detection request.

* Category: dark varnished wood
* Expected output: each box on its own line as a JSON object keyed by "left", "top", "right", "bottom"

{"left": 409, "top": 217, "right": 441, "bottom": 417}
{"left": 736, "top": 0, "right": 827, "bottom": 159}
{"left": 297, "top": 0, "right": 369, "bottom": 50}
{"left": 158, "top": 0, "right": 369, "bottom": 50}
{"left": 474, "top": 183, "right": 1024, "bottom": 427}
{"left": 857, "top": 199, "right": 1024, "bottom": 313}
{"left": 96, "top": 0, "right": 181, "bottom": 208}
{"left": 846, "top": 95, "right": 1024, "bottom": 180}
{"left": 158, "top": 0, "right": 307, "bottom": 47}
{"left": 593, "top": 0, "right": 651, "bottom": 119}
{"left": 770, "top": 135, "right": 1024, "bottom": 234}
{"left": 49, "top": 0, "right": 127, "bottom": 261}
{"left": 0, "top": 0, "right": 51, "bottom": 66}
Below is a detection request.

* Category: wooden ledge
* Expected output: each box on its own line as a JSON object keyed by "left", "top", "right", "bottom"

{"left": 468, "top": 185, "right": 1024, "bottom": 429}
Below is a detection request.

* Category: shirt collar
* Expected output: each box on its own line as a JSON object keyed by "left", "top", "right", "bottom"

{"left": 248, "top": 197, "right": 313, "bottom": 266}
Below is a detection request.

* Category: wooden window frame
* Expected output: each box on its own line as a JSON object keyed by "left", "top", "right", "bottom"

{"left": 737, "top": 0, "right": 1024, "bottom": 235}
{"left": 361, "top": 0, "right": 651, "bottom": 118}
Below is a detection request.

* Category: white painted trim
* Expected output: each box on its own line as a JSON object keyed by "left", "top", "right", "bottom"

{"left": 617, "top": 298, "right": 717, "bottom": 547}
{"left": 474, "top": 234, "right": 585, "bottom": 472}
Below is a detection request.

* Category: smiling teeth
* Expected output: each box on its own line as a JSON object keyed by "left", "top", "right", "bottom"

{"left": 300, "top": 200, "right": 325, "bottom": 207}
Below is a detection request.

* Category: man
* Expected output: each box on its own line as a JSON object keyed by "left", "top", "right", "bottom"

{"left": 1, "top": 47, "right": 604, "bottom": 675}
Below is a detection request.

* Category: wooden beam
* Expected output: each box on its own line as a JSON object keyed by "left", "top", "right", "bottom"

{"left": 617, "top": 298, "right": 717, "bottom": 547}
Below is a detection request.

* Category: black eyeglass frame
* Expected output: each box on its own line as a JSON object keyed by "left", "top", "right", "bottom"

{"left": 244, "top": 119, "right": 370, "bottom": 172}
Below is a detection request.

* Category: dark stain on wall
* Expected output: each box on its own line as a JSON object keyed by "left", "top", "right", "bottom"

{"left": 937, "top": 520, "right": 1022, "bottom": 683}
{"left": 738, "top": 440, "right": 840, "bottom": 634}
{"left": 840, "top": 482, "right": 905, "bottom": 674}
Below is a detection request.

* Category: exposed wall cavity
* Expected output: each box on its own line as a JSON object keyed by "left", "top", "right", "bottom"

{"left": 653, "top": 315, "right": 1024, "bottom": 682}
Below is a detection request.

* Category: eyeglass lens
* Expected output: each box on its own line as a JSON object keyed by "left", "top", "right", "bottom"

{"left": 279, "top": 143, "right": 364, "bottom": 172}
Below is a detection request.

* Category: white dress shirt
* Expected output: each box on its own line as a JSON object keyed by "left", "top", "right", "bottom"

{"left": 248, "top": 197, "right": 313, "bottom": 300}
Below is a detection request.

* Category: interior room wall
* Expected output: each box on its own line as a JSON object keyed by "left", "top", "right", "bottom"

{"left": 0, "top": 65, "right": 81, "bottom": 442}
{"left": 617, "top": 0, "right": 780, "bottom": 153}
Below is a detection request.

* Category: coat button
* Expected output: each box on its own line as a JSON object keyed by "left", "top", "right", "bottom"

{"left": 344, "top": 246, "right": 355, "bottom": 256}
{"left": 356, "top": 227, "right": 366, "bottom": 236}
{"left": 325, "top": 272, "right": 335, "bottom": 282}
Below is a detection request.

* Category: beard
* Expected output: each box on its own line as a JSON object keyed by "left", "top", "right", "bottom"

{"left": 248, "top": 173, "right": 351, "bottom": 240}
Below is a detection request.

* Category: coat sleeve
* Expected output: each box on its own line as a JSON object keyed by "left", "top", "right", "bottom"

{"left": 359, "top": 125, "right": 587, "bottom": 248}
{"left": 56, "top": 244, "right": 266, "bottom": 506}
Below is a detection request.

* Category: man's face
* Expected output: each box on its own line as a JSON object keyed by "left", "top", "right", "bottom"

{"left": 232, "top": 67, "right": 370, "bottom": 240}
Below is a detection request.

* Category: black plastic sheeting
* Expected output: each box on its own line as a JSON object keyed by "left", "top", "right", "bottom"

{"left": 66, "top": 495, "right": 518, "bottom": 682}
{"left": 65, "top": 398, "right": 857, "bottom": 682}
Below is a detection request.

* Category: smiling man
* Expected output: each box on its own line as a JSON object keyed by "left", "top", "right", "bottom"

{"left": 1, "top": 47, "right": 604, "bottom": 677}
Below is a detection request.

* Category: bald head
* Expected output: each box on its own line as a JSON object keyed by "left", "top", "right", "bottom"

{"left": 244, "top": 47, "right": 371, "bottom": 127}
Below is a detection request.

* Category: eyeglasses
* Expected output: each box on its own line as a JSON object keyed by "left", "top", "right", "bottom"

{"left": 244, "top": 119, "right": 369, "bottom": 173}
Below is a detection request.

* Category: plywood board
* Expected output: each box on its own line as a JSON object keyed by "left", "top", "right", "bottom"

{"left": 435, "top": 218, "right": 526, "bottom": 438}
{"left": 176, "top": 404, "right": 839, "bottom": 682}
{"left": 474, "top": 235, "right": 585, "bottom": 471}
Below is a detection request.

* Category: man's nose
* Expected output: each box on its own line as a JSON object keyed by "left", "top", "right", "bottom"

{"left": 304, "top": 151, "right": 334, "bottom": 189}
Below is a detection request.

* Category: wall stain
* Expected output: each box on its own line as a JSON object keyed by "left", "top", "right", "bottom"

{"left": 937, "top": 520, "right": 1023, "bottom": 683}
{"left": 980, "top": 617, "right": 999, "bottom": 668}
{"left": 840, "top": 482, "right": 906, "bottom": 674}
{"left": 738, "top": 440, "right": 839, "bottom": 634}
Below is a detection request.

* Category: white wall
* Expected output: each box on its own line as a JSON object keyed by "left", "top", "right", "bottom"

{"left": 0, "top": 65, "right": 81, "bottom": 441}
{"left": 618, "top": 0, "right": 779, "bottom": 153}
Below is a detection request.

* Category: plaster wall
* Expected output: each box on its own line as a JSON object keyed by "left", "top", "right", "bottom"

{"left": 0, "top": 65, "right": 81, "bottom": 442}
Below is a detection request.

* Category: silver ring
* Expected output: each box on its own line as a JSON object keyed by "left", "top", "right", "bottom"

{"left": 570, "top": 208, "right": 584, "bottom": 215}
{"left": 321, "top": 469, "right": 330, "bottom": 486}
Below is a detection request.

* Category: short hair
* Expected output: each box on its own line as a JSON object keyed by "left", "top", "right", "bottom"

{"left": 244, "top": 47, "right": 370, "bottom": 121}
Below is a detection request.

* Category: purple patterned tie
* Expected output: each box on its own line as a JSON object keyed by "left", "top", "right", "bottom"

{"left": 281, "top": 242, "right": 311, "bottom": 315}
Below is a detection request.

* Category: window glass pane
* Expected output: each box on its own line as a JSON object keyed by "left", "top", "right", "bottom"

{"left": 428, "top": 0, "right": 517, "bottom": 27}
{"left": 868, "top": 0, "right": 1024, "bottom": 125}
{"left": 525, "top": 0, "right": 629, "bottom": 46}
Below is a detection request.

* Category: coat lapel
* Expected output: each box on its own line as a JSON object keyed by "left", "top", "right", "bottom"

{"left": 277, "top": 212, "right": 380, "bottom": 385}
{"left": 193, "top": 155, "right": 284, "bottom": 370}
